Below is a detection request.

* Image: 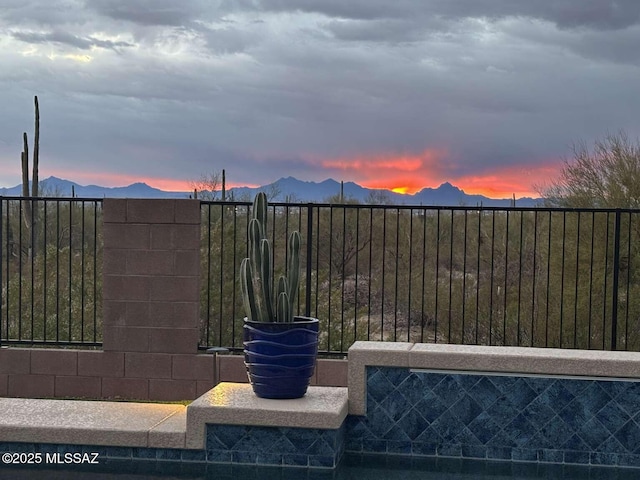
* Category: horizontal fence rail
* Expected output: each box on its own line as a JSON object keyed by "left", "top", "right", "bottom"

{"left": 0, "top": 197, "right": 103, "bottom": 347}
{"left": 200, "top": 202, "right": 640, "bottom": 356}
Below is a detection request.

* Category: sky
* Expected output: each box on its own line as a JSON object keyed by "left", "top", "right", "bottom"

{"left": 2, "top": 1, "right": 640, "bottom": 198}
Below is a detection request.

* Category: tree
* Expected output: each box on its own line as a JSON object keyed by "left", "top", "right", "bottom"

{"left": 190, "top": 170, "right": 224, "bottom": 201}
{"left": 365, "top": 190, "right": 395, "bottom": 205}
{"left": 541, "top": 131, "right": 640, "bottom": 208}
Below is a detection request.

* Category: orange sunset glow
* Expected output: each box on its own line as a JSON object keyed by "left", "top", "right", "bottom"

{"left": 320, "top": 150, "right": 560, "bottom": 199}
{"left": 454, "top": 163, "right": 560, "bottom": 198}
{"left": 47, "top": 154, "right": 560, "bottom": 200}
{"left": 321, "top": 149, "right": 449, "bottom": 195}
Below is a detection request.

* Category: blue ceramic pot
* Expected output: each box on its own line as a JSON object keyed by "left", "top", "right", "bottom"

{"left": 243, "top": 316, "right": 319, "bottom": 399}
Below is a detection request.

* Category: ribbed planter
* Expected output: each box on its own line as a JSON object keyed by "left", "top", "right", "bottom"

{"left": 243, "top": 316, "right": 319, "bottom": 399}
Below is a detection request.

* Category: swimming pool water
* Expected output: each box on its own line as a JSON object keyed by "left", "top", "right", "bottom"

{"left": 2, "top": 454, "right": 639, "bottom": 480}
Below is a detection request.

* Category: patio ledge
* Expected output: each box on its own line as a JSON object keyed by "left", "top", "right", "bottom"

{"left": 185, "top": 382, "right": 348, "bottom": 449}
{"left": 0, "top": 398, "right": 186, "bottom": 448}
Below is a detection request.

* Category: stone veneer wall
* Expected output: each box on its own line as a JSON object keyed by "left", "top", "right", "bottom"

{"left": 346, "top": 342, "right": 640, "bottom": 468}
{"left": 347, "top": 366, "right": 640, "bottom": 467}
{"left": 0, "top": 199, "right": 347, "bottom": 401}
{"left": 205, "top": 423, "right": 346, "bottom": 468}
{"left": 0, "top": 423, "right": 347, "bottom": 470}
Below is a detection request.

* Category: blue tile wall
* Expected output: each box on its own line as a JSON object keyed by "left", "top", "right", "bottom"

{"left": 0, "top": 421, "right": 346, "bottom": 470}
{"left": 7, "top": 367, "right": 640, "bottom": 471}
{"left": 205, "top": 423, "right": 345, "bottom": 468}
{"left": 0, "top": 442, "right": 201, "bottom": 463}
{"left": 346, "top": 366, "right": 640, "bottom": 467}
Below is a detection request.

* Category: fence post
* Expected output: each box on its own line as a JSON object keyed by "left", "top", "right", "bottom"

{"left": 0, "top": 198, "right": 2, "bottom": 347}
{"left": 611, "top": 209, "right": 621, "bottom": 351}
{"left": 305, "top": 203, "right": 313, "bottom": 317}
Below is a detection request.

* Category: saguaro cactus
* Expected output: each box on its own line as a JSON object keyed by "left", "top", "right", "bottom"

{"left": 20, "top": 96, "right": 40, "bottom": 257}
{"left": 20, "top": 96, "right": 39, "bottom": 200}
{"left": 240, "top": 192, "right": 301, "bottom": 322}
{"left": 33, "top": 95, "right": 39, "bottom": 198}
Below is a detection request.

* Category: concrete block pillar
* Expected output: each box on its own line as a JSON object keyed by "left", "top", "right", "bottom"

{"left": 102, "top": 199, "right": 201, "bottom": 354}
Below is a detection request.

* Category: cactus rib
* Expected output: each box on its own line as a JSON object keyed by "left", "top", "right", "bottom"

{"left": 240, "top": 193, "right": 301, "bottom": 323}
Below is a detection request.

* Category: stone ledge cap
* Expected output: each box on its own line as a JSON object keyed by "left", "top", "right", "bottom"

{"left": 409, "top": 343, "right": 640, "bottom": 378}
{"left": 347, "top": 341, "right": 413, "bottom": 416}
{"left": 149, "top": 409, "right": 187, "bottom": 449}
{"left": 185, "top": 383, "right": 348, "bottom": 449}
{"left": 0, "top": 398, "right": 185, "bottom": 448}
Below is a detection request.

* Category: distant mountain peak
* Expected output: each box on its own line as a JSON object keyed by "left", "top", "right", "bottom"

{"left": 438, "top": 181, "right": 459, "bottom": 190}
{"left": 0, "top": 175, "right": 540, "bottom": 207}
{"left": 318, "top": 178, "right": 339, "bottom": 185}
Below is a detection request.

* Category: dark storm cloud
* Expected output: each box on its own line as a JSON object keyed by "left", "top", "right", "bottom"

{"left": 88, "top": 0, "right": 211, "bottom": 27}
{"left": 430, "top": 0, "right": 640, "bottom": 31}
{"left": 1, "top": 0, "right": 640, "bottom": 194}
{"left": 242, "top": 0, "right": 640, "bottom": 30}
{"left": 198, "top": 23, "right": 258, "bottom": 55}
{"left": 11, "top": 31, "right": 134, "bottom": 50}
{"left": 1, "top": 0, "right": 84, "bottom": 28}
{"left": 324, "top": 18, "right": 438, "bottom": 43}
{"left": 568, "top": 28, "right": 640, "bottom": 65}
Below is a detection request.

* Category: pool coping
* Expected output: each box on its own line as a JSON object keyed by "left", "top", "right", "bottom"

{"left": 5, "top": 342, "right": 640, "bottom": 471}
{"left": 0, "top": 383, "right": 349, "bottom": 454}
{"left": 186, "top": 382, "right": 348, "bottom": 449}
{"left": 348, "top": 341, "right": 640, "bottom": 415}
{"left": 0, "top": 398, "right": 186, "bottom": 448}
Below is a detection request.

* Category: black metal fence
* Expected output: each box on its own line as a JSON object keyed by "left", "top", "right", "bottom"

{"left": 200, "top": 201, "right": 640, "bottom": 356}
{"left": 3, "top": 197, "right": 638, "bottom": 355}
{"left": 0, "top": 197, "right": 103, "bottom": 347}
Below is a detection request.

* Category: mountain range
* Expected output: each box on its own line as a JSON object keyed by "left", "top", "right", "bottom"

{"left": 0, "top": 176, "right": 541, "bottom": 207}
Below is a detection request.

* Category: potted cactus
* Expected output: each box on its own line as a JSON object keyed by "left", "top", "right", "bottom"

{"left": 240, "top": 192, "right": 319, "bottom": 399}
